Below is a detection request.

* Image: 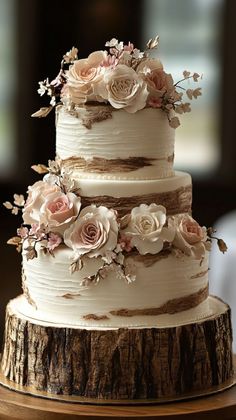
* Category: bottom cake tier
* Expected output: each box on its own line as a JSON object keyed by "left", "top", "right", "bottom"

{"left": 0, "top": 295, "right": 234, "bottom": 401}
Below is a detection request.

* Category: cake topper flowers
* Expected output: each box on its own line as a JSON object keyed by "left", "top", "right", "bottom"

{"left": 32, "top": 36, "right": 202, "bottom": 128}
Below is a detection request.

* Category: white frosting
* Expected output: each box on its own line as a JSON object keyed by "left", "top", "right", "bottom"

{"left": 22, "top": 246, "right": 209, "bottom": 328}
{"left": 78, "top": 171, "right": 191, "bottom": 198}
{"left": 56, "top": 106, "right": 175, "bottom": 180}
{"left": 9, "top": 295, "right": 224, "bottom": 330}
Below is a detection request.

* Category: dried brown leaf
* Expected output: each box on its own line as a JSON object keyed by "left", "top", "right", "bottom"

{"left": 3, "top": 201, "right": 13, "bottom": 210}
{"left": 175, "top": 105, "right": 184, "bottom": 115}
{"left": 7, "top": 236, "right": 22, "bottom": 246}
{"left": 31, "top": 164, "right": 49, "bottom": 174}
{"left": 16, "top": 244, "right": 22, "bottom": 253}
{"left": 182, "top": 102, "right": 191, "bottom": 113}
{"left": 11, "top": 207, "right": 19, "bottom": 215}
{"left": 120, "top": 214, "right": 131, "bottom": 229}
{"left": 146, "top": 35, "right": 159, "bottom": 50}
{"left": 193, "top": 72, "right": 200, "bottom": 82}
{"left": 186, "top": 89, "right": 193, "bottom": 100}
{"left": 13, "top": 194, "right": 25, "bottom": 207}
{"left": 31, "top": 106, "right": 53, "bottom": 118}
{"left": 217, "top": 238, "right": 228, "bottom": 253}
{"left": 70, "top": 258, "right": 83, "bottom": 274}
{"left": 25, "top": 246, "right": 37, "bottom": 260}
{"left": 183, "top": 70, "right": 191, "bottom": 78}
{"left": 192, "top": 87, "right": 202, "bottom": 99}
{"left": 169, "top": 116, "right": 180, "bottom": 129}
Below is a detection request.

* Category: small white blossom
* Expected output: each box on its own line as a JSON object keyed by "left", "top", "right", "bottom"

{"left": 63, "top": 47, "right": 78, "bottom": 63}
{"left": 105, "top": 38, "right": 118, "bottom": 47}
{"left": 50, "top": 96, "right": 56, "bottom": 106}
{"left": 37, "top": 81, "right": 47, "bottom": 96}
{"left": 132, "top": 49, "right": 144, "bottom": 59}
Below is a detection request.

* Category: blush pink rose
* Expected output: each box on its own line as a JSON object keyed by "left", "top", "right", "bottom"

{"left": 64, "top": 205, "right": 118, "bottom": 258}
{"left": 23, "top": 181, "right": 61, "bottom": 225}
{"left": 23, "top": 180, "right": 81, "bottom": 234}
{"left": 145, "top": 70, "right": 174, "bottom": 108}
{"left": 40, "top": 191, "right": 81, "bottom": 234}
{"left": 169, "top": 214, "right": 209, "bottom": 259}
{"left": 181, "top": 216, "right": 205, "bottom": 244}
{"left": 146, "top": 69, "right": 173, "bottom": 93}
{"left": 138, "top": 61, "right": 174, "bottom": 108}
{"left": 65, "top": 50, "right": 107, "bottom": 104}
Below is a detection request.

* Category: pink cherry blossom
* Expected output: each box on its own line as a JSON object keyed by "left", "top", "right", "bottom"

{"left": 47, "top": 232, "right": 62, "bottom": 251}
{"left": 118, "top": 234, "right": 133, "bottom": 252}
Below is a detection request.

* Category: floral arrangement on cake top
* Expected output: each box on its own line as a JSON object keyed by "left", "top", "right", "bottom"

{"left": 4, "top": 162, "right": 227, "bottom": 285}
{"left": 32, "top": 36, "right": 202, "bottom": 128}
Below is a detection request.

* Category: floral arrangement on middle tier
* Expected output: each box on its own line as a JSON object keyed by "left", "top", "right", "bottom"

{"left": 4, "top": 161, "right": 227, "bottom": 286}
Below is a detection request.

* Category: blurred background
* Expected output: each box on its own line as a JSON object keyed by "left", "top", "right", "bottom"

{"left": 0, "top": 0, "right": 236, "bottom": 342}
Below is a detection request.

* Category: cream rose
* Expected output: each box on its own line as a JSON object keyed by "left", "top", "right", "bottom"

{"left": 137, "top": 58, "right": 163, "bottom": 73}
{"left": 23, "top": 181, "right": 61, "bottom": 225}
{"left": 65, "top": 50, "right": 107, "bottom": 104}
{"left": 64, "top": 205, "right": 118, "bottom": 258}
{"left": 95, "top": 64, "right": 148, "bottom": 113}
{"left": 169, "top": 214, "right": 209, "bottom": 259}
{"left": 40, "top": 191, "right": 81, "bottom": 234}
{"left": 122, "top": 203, "right": 175, "bottom": 255}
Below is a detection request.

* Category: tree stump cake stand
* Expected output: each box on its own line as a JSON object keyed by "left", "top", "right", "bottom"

{"left": 0, "top": 365, "right": 236, "bottom": 420}
{"left": 0, "top": 297, "right": 235, "bottom": 418}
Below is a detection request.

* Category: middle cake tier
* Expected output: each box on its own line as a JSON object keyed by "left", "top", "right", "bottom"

{"left": 20, "top": 170, "right": 210, "bottom": 328}
{"left": 76, "top": 170, "right": 192, "bottom": 217}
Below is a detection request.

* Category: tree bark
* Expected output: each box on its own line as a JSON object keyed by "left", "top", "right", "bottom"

{"left": 1, "top": 297, "right": 233, "bottom": 400}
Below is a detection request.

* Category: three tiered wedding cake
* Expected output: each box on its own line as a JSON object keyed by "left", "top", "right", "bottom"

{"left": 1, "top": 37, "right": 233, "bottom": 401}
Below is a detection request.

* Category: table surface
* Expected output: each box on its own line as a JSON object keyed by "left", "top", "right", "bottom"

{"left": 0, "top": 374, "right": 236, "bottom": 420}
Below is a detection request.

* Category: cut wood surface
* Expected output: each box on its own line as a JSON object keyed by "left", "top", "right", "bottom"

{"left": 1, "top": 297, "right": 233, "bottom": 401}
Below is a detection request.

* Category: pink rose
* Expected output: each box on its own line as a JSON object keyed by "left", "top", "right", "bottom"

{"left": 23, "top": 181, "right": 61, "bottom": 225}
{"left": 40, "top": 191, "right": 81, "bottom": 234}
{"left": 23, "top": 180, "right": 81, "bottom": 234}
{"left": 65, "top": 50, "right": 107, "bottom": 104}
{"left": 144, "top": 69, "right": 174, "bottom": 108}
{"left": 169, "top": 214, "right": 209, "bottom": 259}
{"left": 137, "top": 59, "right": 174, "bottom": 108}
{"left": 181, "top": 217, "right": 205, "bottom": 244}
{"left": 64, "top": 205, "right": 118, "bottom": 258}
{"left": 95, "top": 64, "right": 148, "bottom": 113}
{"left": 146, "top": 69, "right": 173, "bottom": 93}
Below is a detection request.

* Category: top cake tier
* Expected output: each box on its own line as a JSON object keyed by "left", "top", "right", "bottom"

{"left": 56, "top": 105, "right": 175, "bottom": 180}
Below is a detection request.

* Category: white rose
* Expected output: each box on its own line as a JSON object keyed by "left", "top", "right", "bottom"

{"left": 123, "top": 203, "right": 175, "bottom": 255}
{"left": 64, "top": 205, "right": 118, "bottom": 258}
{"left": 95, "top": 64, "right": 148, "bottom": 113}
